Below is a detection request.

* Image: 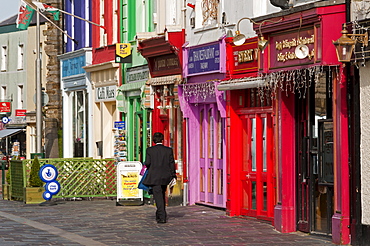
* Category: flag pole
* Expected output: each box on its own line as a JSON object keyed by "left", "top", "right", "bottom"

{"left": 58, "top": 9, "right": 106, "bottom": 32}
{"left": 35, "top": 5, "right": 42, "bottom": 154}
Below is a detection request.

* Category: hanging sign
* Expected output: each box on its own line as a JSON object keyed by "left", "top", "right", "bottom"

{"left": 115, "top": 43, "right": 132, "bottom": 63}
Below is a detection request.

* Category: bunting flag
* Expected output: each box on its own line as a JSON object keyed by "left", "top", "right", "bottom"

{"left": 16, "top": 1, "right": 35, "bottom": 30}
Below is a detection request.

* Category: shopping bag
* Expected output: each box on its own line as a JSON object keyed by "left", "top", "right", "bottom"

{"left": 138, "top": 169, "right": 150, "bottom": 192}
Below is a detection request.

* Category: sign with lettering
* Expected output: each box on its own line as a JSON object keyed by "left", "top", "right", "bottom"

{"left": 115, "top": 43, "right": 132, "bottom": 63}
{"left": 96, "top": 86, "right": 116, "bottom": 102}
{"left": 0, "top": 102, "right": 11, "bottom": 113}
{"left": 126, "top": 66, "right": 149, "bottom": 84}
{"left": 269, "top": 28, "right": 316, "bottom": 69}
{"left": 230, "top": 37, "right": 258, "bottom": 75}
{"left": 188, "top": 43, "right": 220, "bottom": 76}
{"left": 15, "top": 109, "right": 26, "bottom": 117}
{"left": 62, "top": 55, "right": 86, "bottom": 77}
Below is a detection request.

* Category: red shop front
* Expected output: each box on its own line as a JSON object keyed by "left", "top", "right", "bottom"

{"left": 254, "top": 2, "right": 351, "bottom": 244}
{"left": 138, "top": 30, "right": 185, "bottom": 206}
{"left": 219, "top": 36, "right": 276, "bottom": 222}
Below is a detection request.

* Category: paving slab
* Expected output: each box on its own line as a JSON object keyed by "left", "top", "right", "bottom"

{"left": 0, "top": 196, "right": 334, "bottom": 245}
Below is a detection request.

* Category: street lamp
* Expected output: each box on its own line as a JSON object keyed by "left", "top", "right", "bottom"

{"left": 333, "top": 23, "right": 368, "bottom": 63}
{"left": 233, "top": 17, "right": 281, "bottom": 51}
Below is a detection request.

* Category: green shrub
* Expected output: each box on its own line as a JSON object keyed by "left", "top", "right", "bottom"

{"left": 5, "top": 168, "right": 10, "bottom": 184}
{"left": 29, "top": 156, "right": 44, "bottom": 187}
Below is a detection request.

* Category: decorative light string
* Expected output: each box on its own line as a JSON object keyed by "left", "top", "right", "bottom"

{"left": 182, "top": 81, "right": 216, "bottom": 102}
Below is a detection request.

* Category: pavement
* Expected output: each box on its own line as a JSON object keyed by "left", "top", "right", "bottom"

{"left": 0, "top": 193, "right": 335, "bottom": 246}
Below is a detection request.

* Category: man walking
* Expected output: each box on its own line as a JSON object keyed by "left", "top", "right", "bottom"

{"left": 143, "top": 132, "right": 176, "bottom": 223}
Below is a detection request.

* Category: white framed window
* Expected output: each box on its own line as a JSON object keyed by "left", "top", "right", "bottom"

{"left": 17, "top": 85, "right": 24, "bottom": 109}
{"left": 1, "top": 86, "right": 7, "bottom": 100}
{"left": 18, "top": 44, "right": 24, "bottom": 70}
{"left": 1, "top": 46, "right": 7, "bottom": 71}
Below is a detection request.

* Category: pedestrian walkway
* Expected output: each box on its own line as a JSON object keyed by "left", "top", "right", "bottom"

{"left": 0, "top": 196, "right": 333, "bottom": 245}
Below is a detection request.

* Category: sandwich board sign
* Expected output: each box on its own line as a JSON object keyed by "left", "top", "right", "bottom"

{"left": 116, "top": 161, "right": 143, "bottom": 206}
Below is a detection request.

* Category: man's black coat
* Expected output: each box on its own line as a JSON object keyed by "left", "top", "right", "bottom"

{"left": 142, "top": 144, "right": 176, "bottom": 186}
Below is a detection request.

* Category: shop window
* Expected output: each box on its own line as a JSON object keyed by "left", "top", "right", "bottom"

{"left": 17, "top": 44, "right": 24, "bottom": 70}
{"left": 1, "top": 46, "right": 7, "bottom": 71}
{"left": 208, "top": 162, "right": 214, "bottom": 193}
{"left": 17, "top": 85, "right": 23, "bottom": 109}
{"left": 1, "top": 86, "right": 7, "bottom": 100}
{"left": 202, "top": 0, "right": 219, "bottom": 26}
{"left": 200, "top": 109, "right": 204, "bottom": 158}
{"left": 217, "top": 168, "right": 223, "bottom": 195}
{"left": 217, "top": 112, "right": 223, "bottom": 159}
{"left": 208, "top": 109, "right": 214, "bottom": 159}
{"left": 200, "top": 167, "right": 204, "bottom": 192}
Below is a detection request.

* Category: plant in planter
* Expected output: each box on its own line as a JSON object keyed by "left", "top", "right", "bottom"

{"left": 2, "top": 164, "right": 11, "bottom": 200}
{"left": 24, "top": 156, "right": 45, "bottom": 204}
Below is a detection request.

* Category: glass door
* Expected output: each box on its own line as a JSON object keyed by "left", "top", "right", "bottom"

{"left": 240, "top": 112, "right": 275, "bottom": 220}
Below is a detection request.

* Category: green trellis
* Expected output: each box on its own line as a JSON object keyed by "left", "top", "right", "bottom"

{"left": 9, "top": 158, "right": 116, "bottom": 201}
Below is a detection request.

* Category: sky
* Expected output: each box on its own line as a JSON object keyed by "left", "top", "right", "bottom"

{"left": 0, "top": 1, "right": 20, "bottom": 22}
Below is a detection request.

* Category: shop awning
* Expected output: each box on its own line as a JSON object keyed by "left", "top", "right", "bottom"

{"left": 0, "top": 129, "right": 24, "bottom": 139}
{"left": 148, "top": 75, "right": 182, "bottom": 86}
{"left": 217, "top": 77, "right": 264, "bottom": 91}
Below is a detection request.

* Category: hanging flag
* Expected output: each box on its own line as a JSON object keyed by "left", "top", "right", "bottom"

{"left": 32, "top": 1, "right": 60, "bottom": 21}
{"left": 16, "top": 1, "right": 35, "bottom": 30}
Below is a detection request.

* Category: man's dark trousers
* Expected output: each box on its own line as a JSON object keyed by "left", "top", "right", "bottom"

{"left": 152, "top": 185, "right": 167, "bottom": 221}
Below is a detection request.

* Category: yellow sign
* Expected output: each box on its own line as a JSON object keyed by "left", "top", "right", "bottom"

{"left": 116, "top": 43, "right": 131, "bottom": 59}
{"left": 121, "top": 172, "right": 139, "bottom": 198}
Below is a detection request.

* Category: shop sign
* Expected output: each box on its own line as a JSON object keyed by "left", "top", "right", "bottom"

{"left": 62, "top": 55, "right": 86, "bottom": 78}
{"left": 0, "top": 102, "right": 11, "bottom": 113}
{"left": 231, "top": 38, "right": 258, "bottom": 75}
{"left": 96, "top": 86, "right": 116, "bottom": 102}
{"left": 150, "top": 54, "right": 181, "bottom": 77}
{"left": 188, "top": 43, "right": 220, "bottom": 76}
{"left": 126, "top": 66, "right": 149, "bottom": 84}
{"left": 15, "top": 109, "right": 26, "bottom": 116}
{"left": 115, "top": 43, "right": 132, "bottom": 63}
{"left": 270, "top": 28, "right": 315, "bottom": 69}
{"left": 114, "top": 121, "right": 126, "bottom": 130}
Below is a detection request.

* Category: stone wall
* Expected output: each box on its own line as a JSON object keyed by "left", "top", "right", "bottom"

{"left": 41, "top": 0, "right": 63, "bottom": 158}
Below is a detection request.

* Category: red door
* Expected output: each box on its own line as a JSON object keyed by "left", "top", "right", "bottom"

{"left": 240, "top": 111, "right": 275, "bottom": 220}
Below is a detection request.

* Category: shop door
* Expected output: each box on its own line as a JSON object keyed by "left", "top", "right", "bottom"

{"left": 296, "top": 69, "right": 333, "bottom": 234}
{"left": 240, "top": 112, "right": 275, "bottom": 220}
{"left": 199, "top": 104, "right": 224, "bottom": 206}
{"left": 297, "top": 97, "right": 312, "bottom": 232}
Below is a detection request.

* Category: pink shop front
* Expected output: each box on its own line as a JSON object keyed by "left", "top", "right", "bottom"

{"left": 179, "top": 39, "right": 227, "bottom": 208}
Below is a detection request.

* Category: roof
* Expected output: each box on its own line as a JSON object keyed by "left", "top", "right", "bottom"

{"left": 0, "top": 13, "right": 47, "bottom": 28}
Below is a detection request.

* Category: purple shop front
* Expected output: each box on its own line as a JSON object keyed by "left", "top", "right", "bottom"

{"left": 179, "top": 39, "right": 227, "bottom": 208}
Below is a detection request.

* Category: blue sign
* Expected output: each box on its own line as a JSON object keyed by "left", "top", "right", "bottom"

{"left": 39, "top": 164, "right": 60, "bottom": 201}
{"left": 45, "top": 180, "right": 61, "bottom": 195}
{"left": 39, "top": 164, "right": 58, "bottom": 183}
{"left": 114, "top": 121, "right": 126, "bottom": 130}
{"left": 188, "top": 43, "right": 220, "bottom": 75}
{"left": 62, "top": 55, "right": 86, "bottom": 78}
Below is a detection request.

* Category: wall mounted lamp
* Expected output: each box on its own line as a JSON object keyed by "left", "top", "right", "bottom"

{"left": 333, "top": 23, "right": 368, "bottom": 63}
{"left": 233, "top": 17, "right": 281, "bottom": 51}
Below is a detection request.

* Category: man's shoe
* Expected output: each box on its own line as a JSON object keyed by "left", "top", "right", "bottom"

{"left": 157, "top": 219, "right": 166, "bottom": 223}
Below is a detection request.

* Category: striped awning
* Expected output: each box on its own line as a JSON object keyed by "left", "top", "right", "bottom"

{"left": 148, "top": 75, "right": 182, "bottom": 86}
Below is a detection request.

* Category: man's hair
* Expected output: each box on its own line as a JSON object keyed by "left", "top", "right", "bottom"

{"left": 153, "top": 132, "right": 164, "bottom": 143}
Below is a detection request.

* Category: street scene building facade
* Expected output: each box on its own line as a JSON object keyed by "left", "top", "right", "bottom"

{"left": 2, "top": 0, "right": 370, "bottom": 245}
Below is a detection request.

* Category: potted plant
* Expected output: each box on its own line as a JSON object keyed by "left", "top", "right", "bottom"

{"left": 2, "top": 163, "right": 11, "bottom": 200}
{"left": 24, "top": 156, "right": 45, "bottom": 204}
